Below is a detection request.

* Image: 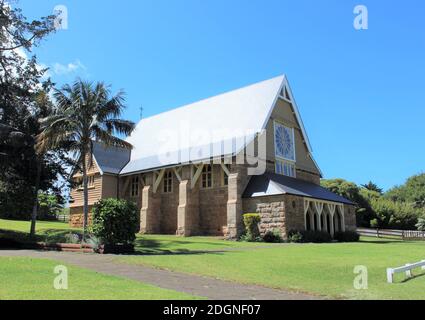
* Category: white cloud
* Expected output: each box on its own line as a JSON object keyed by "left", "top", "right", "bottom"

{"left": 52, "top": 60, "right": 86, "bottom": 76}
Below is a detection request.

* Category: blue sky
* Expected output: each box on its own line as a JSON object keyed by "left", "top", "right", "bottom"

{"left": 19, "top": 0, "right": 425, "bottom": 191}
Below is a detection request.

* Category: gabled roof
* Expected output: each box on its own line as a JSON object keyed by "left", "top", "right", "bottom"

{"left": 92, "top": 142, "right": 131, "bottom": 175}
{"left": 121, "top": 75, "right": 318, "bottom": 175}
{"left": 243, "top": 173, "right": 354, "bottom": 205}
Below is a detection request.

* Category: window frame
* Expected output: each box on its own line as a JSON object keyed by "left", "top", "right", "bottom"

{"left": 275, "top": 159, "right": 296, "bottom": 178}
{"left": 163, "top": 171, "right": 173, "bottom": 194}
{"left": 273, "top": 120, "right": 296, "bottom": 162}
{"left": 87, "top": 175, "right": 95, "bottom": 188}
{"left": 76, "top": 175, "right": 95, "bottom": 191}
{"left": 130, "top": 176, "right": 139, "bottom": 198}
{"left": 221, "top": 164, "right": 230, "bottom": 186}
{"left": 201, "top": 164, "right": 213, "bottom": 189}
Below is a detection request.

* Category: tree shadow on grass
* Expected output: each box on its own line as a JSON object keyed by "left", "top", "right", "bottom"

{"left": 0, "top": 228, "right": 83, "bottom": 250}
{"left": 400, "top": 271, "right": 425, "bottom": 283}
{"left": 127, "top": 237, "right": 230, "bottom": 256}
{"left": 359, "top": 239, "right": 406, "bottom": 245}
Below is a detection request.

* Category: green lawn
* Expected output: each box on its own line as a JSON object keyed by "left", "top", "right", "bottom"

{"left": 0, "top": 218, "right": 81, "bottom": 244}
{"left": 120, "top": 235, "right": 425, "bottom": 300}
{"left": 0, "top": 257, "right": 198, "bottom": 300}
{"left": 2, "top": 219, "right": 425, "bottom": 300}
{"left": 0, "top": 218, "right": 73, "bottom": 232}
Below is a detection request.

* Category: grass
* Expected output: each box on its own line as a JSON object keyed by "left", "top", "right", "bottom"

{"left": 3, "top": 219, "right": 425, "bottom": 300}
{"left": 119, "top": 235, "right": 425, "bottom": 300}
{"left": 0, "top": 257, "right": 199, "bottom": 300}
{"left": 0, "top": 219, "right": 72, "bottom": 232}
{"left": 0, "top": 218, "right": 82, "bottom": 244}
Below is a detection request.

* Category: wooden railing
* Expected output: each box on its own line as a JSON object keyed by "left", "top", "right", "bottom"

{"left": 357, "top": 228, "right": 425, "bottom": 241}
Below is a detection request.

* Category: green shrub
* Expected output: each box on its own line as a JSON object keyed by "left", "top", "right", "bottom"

{"left": 90, "top": 199, "right": 139, "bottom": 246}
{"left": 370, "top": 218, "right": 379, "bottom": 228}
{"left": 287, "top": 230, "right": 303, "bottom": 243}
{"left": 242, "top": 213, "right": 261, "bottom": 242}
{"left": 300, "top": 230, "right": 332, "bottom": 243}
{"left": 263, "top": 229, "right": 282, "bottom": 243}
{"left": 334, "top": 231, "right": 360, "bottom": 242}
{"left": 239, "top": 234, "right": 262, "bottom": 242}
{"left": 416, "top": 218, "right": 425, "bottom": 231}
{"left": 370, "top": 197, "right": 419, "bottom": 230}
{"left": 288, "top": 230, "right": 332, "bottom": 243}
{"left": 64, "top": 233, "right": 81, "bottom": 244}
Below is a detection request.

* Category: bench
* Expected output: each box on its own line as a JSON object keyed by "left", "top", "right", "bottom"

{"left": 387, "top": 260, "right": 425, "bottom": 283}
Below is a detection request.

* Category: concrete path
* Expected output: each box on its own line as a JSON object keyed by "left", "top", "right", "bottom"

{"left": 0, "top": 250, "right": 322, "bottom": 300}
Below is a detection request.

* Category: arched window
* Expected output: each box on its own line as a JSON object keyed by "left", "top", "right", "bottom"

{"left": 314, "top": 213, "right": 318, "bottom": 231}
{"left": 306, "top": 211, "right": 312, "bottom": 231}
{"left": 334, "top": 211, "right": 342, "bottom": 233}
{"left": 326, "top": 214, "right": 331, "bottom": 233}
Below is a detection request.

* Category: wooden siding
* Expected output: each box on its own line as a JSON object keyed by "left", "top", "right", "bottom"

{"left": 70, "top": 154, "right": 103, "bottom": 208}
{"left": 69, "top": 174, "right": 103, "bottom": 207}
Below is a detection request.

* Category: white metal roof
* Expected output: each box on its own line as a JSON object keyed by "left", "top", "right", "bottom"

{"left": 121, "top": 75, "right": 317, "bottom": 175}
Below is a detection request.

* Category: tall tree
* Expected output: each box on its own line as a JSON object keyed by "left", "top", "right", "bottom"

{"left": 361, "top": 181, "right": 383, "bottom": 195}
{"left": 37, "top": 80, "right": 135, "bottom": 240}
{"left": 0, "top": 1, "right": 70, "bottom": 233}
{"left": 386, "top": 173, "right": 425, "bottom": 209}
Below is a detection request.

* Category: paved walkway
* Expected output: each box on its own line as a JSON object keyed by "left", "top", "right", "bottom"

{"left": 0, "top": 250, "right": 322, "bottom": 300}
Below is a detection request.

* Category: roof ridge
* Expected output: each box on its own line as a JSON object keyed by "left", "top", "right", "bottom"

{"left": 137, "top": 74, "right": 285, "bottom": 124}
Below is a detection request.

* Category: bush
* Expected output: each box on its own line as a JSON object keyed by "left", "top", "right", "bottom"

{"left": 334, "top": 231, "right": 360, "bottom": 242}
{"left": 288, "top": 230, "right": 332, "bottom": 243}
{"left": 90, "top": 199, "right": 139, "bottom": 246}
{"left": 263, "top": 229, "right": 283, "bottom": 243}
{"left": 242, "top": 213, "right": 261, "bottom": 242}
{"left": 287, "top": 230, "right": 303, "bottom": 243}
{"left": 370, "top": 197, "right": 419, "bottom": 230}
{"left": 239, "top": 234, "right": 262, "bottom": 242}
{"left": 416, "top": 218, "right": 425, "bottom": 231}
{"left": 300, "top": 230, "right": 332, "bottom": 243}
{"left": 370, "top": 218, "right": 379, "bottom": 228}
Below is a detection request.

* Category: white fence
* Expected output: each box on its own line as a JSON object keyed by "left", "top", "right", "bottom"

{"left": 357, "top": 228, "right": 425, "bottom": 241}
{"left": 387, "top": 260, "right": 425, "bottom": 283}
{"left": 56, "top": 214, "right": 69, "bottom": 223}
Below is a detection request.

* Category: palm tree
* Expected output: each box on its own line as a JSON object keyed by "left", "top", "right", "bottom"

{"left": 37, "top": 79, "right": 135, "bottom": 241}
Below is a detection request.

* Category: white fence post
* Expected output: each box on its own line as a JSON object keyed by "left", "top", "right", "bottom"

{"left": 405, "top": 264, "right": 412, "bottom": 278}
{"left": 386, "top": 268, "right": 394, "bottom": 283}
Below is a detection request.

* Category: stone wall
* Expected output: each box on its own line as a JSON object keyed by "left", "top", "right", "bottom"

{"left": 344, "top": 204, "right": 357, "bottom": 231}
{"left": 243, "top": 196, "right": 287, "bottom": 238}
{"left": 256, "top": 201, "right": 286, "bottom": 237}
{"left": 198, "top": 165, "right": 229, "bottom": 235}
{"left": 159, "top": 175, "right": 180, "bottom": 234}
{"left": 243, "top": 195, "right": 357, "bottom": 240}
{"left": 282, "top": 194, "right": 305, "bottom": 232}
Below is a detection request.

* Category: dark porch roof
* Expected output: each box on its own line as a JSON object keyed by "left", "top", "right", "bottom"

{"left": 93, "top": 142, "right": 131, "bottom": 175}
{"left": 242, "top": 173, "right": 354, "bottom": 205}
